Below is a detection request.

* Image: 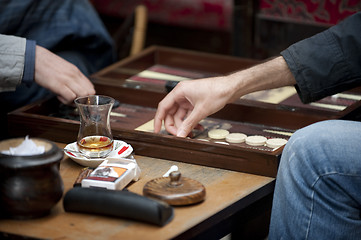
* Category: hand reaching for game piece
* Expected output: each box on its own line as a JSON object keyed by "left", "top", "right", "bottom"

{"left": 34, "top": 45, "right": 96, "bottom": 105}
{"left": 154, "top": 56, "right": 296, "bottom": 138}
{"left": 154, "top": 76, "right": 237, "bottom": 137}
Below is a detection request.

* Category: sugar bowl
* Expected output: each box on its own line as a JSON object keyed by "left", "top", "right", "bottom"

{"left": 0, "top": 137, "right": 64, "bottom": 219}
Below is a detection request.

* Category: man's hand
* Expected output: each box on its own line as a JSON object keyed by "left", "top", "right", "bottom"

{"left": 34, "top": 46, "right": 95, "bottom": 104}
{"left": 154, "top": 76, "right": 235, "bottom": 137}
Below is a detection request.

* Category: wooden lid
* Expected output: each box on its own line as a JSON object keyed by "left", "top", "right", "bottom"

{"left": 143, "top": 171, "right": 206, "bottom": 206}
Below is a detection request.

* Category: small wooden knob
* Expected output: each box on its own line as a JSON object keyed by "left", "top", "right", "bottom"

{"left": 169, "top": 171, "right": 182, "bottom": 187}
{"left": 143, "top": 171, "right": 206, "bottom": 206}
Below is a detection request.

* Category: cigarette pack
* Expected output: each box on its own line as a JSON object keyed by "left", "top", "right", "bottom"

{"left": 81, "top": 157, "right": 140, "bottom": 190}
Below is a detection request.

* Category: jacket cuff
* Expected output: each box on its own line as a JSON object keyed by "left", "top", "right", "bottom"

{"left": 22, "top": 39, "right": 36, "bottom": 85}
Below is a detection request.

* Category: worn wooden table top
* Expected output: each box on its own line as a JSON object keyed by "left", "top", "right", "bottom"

{"left": 0, "top": 143, "right": 274, "bottom": 240}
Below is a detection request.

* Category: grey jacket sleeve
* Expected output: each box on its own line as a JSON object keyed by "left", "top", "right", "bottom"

{"left": 281, "top": 12, "right": 361, "bottom": 104}
{"left": 0, "top": 34, "right": 26, "bottom": 92}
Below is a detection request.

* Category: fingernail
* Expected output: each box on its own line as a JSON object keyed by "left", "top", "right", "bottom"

{"left": 177, "top": 128, "right": 186, "bottom": 137}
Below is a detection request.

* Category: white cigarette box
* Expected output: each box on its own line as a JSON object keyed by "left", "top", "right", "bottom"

{"left": 81, "top": 158, "right": 140, "bottom": 190}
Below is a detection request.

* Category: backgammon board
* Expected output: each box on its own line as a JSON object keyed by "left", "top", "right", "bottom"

{"left": 7, "top": 46, "right": 361, "bottom": 177}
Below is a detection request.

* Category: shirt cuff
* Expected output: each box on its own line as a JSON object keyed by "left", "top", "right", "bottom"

{"left": 22, "top": 39, "right": 36, "bottom": 85}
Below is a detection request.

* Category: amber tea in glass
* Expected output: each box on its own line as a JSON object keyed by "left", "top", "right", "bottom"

{"left": 77, "top": 136, "right": 114, "bottom": 157}
{"left": 75, "top": 95, "right": 115, "bottom": 158}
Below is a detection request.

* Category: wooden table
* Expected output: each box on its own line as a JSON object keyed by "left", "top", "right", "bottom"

{"left": 0, "top": 143, "right": 274, "bottom": 240}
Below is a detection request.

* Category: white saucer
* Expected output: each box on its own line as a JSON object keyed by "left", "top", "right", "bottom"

{"left": 64, "top": 140, "right": 133, "bottom": 168}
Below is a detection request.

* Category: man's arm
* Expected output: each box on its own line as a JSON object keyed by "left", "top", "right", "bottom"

{"left": 0, "top": 34, "right": 25, "bottom": 91}
{"left": 282, "top": 12, "right": 361, "bottom": 103}
{"left": 154, "top": 56, "right": 296, "bottom": 137}
{"left": 0, "top": 34, "right": 95, "bottom": 104}
{"left": 155, "top": 12, "right": 361, "bottom": 138}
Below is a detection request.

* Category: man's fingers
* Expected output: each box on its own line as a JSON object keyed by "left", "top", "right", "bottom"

{"left": 57, "top": 95, "right": 71, "bottom": 105}
{"left": 177, "top": 106, "right": 206, "bottom": 137}
{"left": 34, "top": 46, "right": 96, "bottom": 104}
{"left": 65, "top": 70, "right": 95, "bottom": 96}
{"left": 154, "top": 94, "right": 178, "bottom": 133}
{"left": 55, "top": 85, "right": 77, "bottom": 104}
{"left": 164, "top": 114, "right": 178, "bottom": 136}
{"left": 173, "top": 107, "right": 187, "bottom": 130}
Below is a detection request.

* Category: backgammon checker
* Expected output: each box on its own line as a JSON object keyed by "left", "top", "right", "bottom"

{"left": 143, "top": 171, "right": 206, "bottom": 206}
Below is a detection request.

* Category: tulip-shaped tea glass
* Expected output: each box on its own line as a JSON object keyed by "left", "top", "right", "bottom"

{"left": 75, "top": 95, "right": 115, "bottom": 158}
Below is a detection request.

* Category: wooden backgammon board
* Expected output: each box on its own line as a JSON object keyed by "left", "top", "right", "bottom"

{"left": 7, "top": 46, "right": 361, "bottom": 177}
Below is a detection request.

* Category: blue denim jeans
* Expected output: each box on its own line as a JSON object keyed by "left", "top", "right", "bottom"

{"left": 269, "top": 120, "right": 361, "bottom": 239}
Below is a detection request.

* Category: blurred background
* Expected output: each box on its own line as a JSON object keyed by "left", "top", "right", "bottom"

{"left": 91, "top": 0, "right": 361, "bottom": 60}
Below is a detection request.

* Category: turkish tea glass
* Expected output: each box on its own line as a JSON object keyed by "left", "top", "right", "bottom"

{"left": 75, "top": 95, "right": 115, "bottom": 158}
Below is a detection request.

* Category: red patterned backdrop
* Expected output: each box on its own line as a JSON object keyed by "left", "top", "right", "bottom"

{"left": 259, "top": 0, "right": 361, "bottom": 26}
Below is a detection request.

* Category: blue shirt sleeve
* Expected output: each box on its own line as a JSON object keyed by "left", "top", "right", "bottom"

{"left": 22, "top": 39, "right": 36, "bottom": 85}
